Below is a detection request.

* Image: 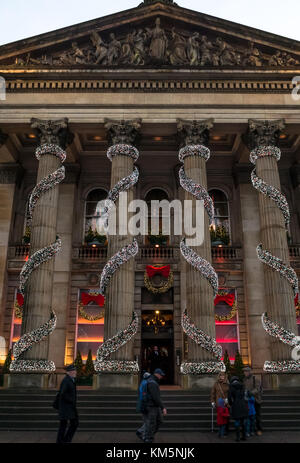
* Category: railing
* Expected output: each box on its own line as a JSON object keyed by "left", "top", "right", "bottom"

{"left": 289, "top": 245, "right": 300, "bottom": 260}
{"left": 211, "top": 246, "right": 242, "bottom": 260}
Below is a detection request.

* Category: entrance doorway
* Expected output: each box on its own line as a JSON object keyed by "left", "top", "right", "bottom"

{"left": 141, "top": 310, "right": 174, "bottom": 385}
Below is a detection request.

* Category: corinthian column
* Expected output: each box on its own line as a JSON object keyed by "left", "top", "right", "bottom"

{"left": 247, "top": 119, "right": 299, "bottom": 384}
{"left": 95, "top": 119, "right": 141, "bottom": 389}
{"left": 177, "top": 119, "right": 223, "bottom": 389}
{"left": 9, "top": 119, "right": 73, "bottom": 387}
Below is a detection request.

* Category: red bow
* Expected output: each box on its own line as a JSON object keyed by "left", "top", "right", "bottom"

{"left": 16, "top": 293, "right": 24, "bottom": 307}
{"left": 146, "top": 265, "right": 170, "bottom": 278}
{"left": 214, "top": 294, "right": 235, "bottom": 307}
{"left": 81, "top": 292, "right": 105, "bottom": 307}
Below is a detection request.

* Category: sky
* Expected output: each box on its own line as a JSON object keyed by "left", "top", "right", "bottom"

{"left": 0, "top": 0, "right": 300, "bottom": 46}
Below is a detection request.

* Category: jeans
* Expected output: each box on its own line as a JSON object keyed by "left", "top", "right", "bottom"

{"left": 137, "top": 413, "right": 147, "bottom": 439}
{"left": 144, "top": 407, "right": 163, "bottom": 442}
{"left": 246, "top": 415, "right": 256, "bottom": 435}
{"left": 218, "top": 424, "right": 226, "bottom": 437}
{"left": 56, "top": 418, "right": 79, "bottom": 443}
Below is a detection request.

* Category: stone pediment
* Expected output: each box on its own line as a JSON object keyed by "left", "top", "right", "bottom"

{"left": 0, "top": 1, "right": 300, "bottom": 69}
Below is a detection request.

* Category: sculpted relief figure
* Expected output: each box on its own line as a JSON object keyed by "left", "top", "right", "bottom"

{"left": 132, "top": 29, "right": 147, "bottom": 65}
{"left": 107, "top": 33, "right": 122, "bottom": 65}
{"left": 168, "top": 28, "right": 188, "bottom": 65}
{"left": 90, "top": 31, "right": 108, "bottom": 65}
{"left": 146, "top": 18, "right": 168, "bottom": 61}
{"left": 243, "top": 42, "right": 263, "bottom": 67}
{"left": 187, "top": 32, "right": 200, "bottom": 65}
{"left": 200, "top": 35, "right": 214, "bottom": 66}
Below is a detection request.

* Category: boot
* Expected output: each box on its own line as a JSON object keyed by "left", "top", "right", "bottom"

{"left": 235, "top": 426, "right": 240, "bottom": 442}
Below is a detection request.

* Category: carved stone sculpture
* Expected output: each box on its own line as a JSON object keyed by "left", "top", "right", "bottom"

{"left": 177, "top": 118, "right": 214, "bottom": 147}
{"left": 107, "top": 33, "right": 122, "bottom": 65}
{"left": 146, "top": 17, "right": 168, "bottom": 62}
{"left": 30, "top": 118, "right": 74, "bottom": 149}
{"left": 168, "top": 28, "right": 188, "bottom": 65}
{"left": 247, "top": 119, "right": 285, "bottom": 150}
{"left": 104, "top": 118, "right": 142, "bottom": 146}
{"left": 187, "top": 32, "right": 200, "bottom": 66}
{"left": 90, "top": 32, "right": 108, "bottom": 65}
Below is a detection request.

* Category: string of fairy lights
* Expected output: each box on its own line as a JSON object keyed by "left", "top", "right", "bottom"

{"left": 10, "top": 144, "right": 65, "bottom": 373}
{"left": 178, "top": 143, "right": 224, "bottom": 375}
{"left": 250, "top": 145, "right": 300, "bottom": 372}
{"left": 95, "top": 144, "right": 140, "bottom": 374}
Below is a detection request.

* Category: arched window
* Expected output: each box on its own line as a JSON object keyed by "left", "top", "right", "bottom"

{"left": 209, "top": 189, "right": 231, "bottom": 245}
{"left": 84, "top": 189, "right": 108, "bottom": 243}
{"left": 145, "top": 188, "right": 169, "bottom": 245}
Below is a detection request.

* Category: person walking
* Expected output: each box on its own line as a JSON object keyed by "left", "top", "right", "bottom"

{"left": 243, "top": 366, "right": 263, "bottom": 435}
{"left": 55, "top": 364, "right": 79, "bottom": 444}
{"left": 143, "top": 368, "right": 167, "bottom": 443}
{"left": 216, "top": 397, "right": 230, "bottom": 438}
{"left": 211, "top": 371, "right": 230, "bottom": 434}
{"left": 228, "top": 376, "right": 249, "bottom": 442}
{"left": 136, "top": 371, "right": 151, "bottom": 441}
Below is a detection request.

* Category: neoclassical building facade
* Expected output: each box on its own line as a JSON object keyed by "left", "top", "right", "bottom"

{"left": 0, "top": 0, "right": 299, "bottom": 389}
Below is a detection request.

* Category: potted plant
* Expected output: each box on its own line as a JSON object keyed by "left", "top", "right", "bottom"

{"left": 84, "top": 226, "right": 95, "bottom": 244}
{"left": 210, "top": 225, "right": 230, "bottom": 246}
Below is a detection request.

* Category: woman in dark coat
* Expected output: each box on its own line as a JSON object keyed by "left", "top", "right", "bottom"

{"left": 55, "top": 364, "right": 79, "bottom": 443}
{"left": 228, "top": 376, "right": 249, "bottom": 442}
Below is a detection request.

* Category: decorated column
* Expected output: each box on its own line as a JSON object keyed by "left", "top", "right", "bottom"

{"left": 177, "top": 119, "right": 224, "bottom": 388}
{"left": 9, "top": 119, "right": 73, "bottom": 385}
{"left": 247, "top": 119, "right": 300, "bottom": 381}
{"left": 95, "top": 119, "right": 141, "bottom": 389}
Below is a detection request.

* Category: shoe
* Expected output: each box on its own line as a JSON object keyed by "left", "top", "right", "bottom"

{"left": 136, "top": 431, "right": 144, "bottom": 442}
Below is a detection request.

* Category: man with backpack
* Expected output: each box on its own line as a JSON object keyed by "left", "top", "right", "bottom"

{"left": 136, "top": 371, "right": 152, "bottom": 441}
{"left": 136, "top": 368, "right": 167, "bottom": 443}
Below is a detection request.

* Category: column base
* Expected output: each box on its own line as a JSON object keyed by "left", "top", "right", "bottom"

{"left": 263, "top": 373, "right": 300, "bottom": 390}
{"left": 94, "top": 373, "right": 139, "bottom": 390}
{"left": 7, "top": 373, "right": 50, "bottom": 389}
{"left": 182, "top": 374, "right": 217, "bottom": 390}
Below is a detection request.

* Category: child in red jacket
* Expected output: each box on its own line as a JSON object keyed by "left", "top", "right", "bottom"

{"left": 217, "top": 398, "right": 230, "bottom": 438}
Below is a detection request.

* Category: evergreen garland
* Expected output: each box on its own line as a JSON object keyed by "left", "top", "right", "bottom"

{"left": 74, "top": 351, "right": 84, "bottom": 377}
{"left": 85, "top": 349, "right": 95, "bottom": 377}
{"left": 232, "top": 351, "right": 245, "bottom": 381}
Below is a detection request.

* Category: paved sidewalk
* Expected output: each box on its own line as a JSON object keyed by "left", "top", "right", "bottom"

{"left": 0, "top": 431, "right": 299, "bottom": 443}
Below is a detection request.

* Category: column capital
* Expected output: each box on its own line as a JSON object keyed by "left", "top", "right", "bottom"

{"left": 177, "top": 118, "right": 214, "bottom": 147}
{"left": 0, "top": 128, "right": 8, "bottom": 147}
{"left": 246, "top": 119, "right": 285, "bottom": 150}
{"left": 30, "top": 118, "right": 74, "bottom": 149}
{"left": 104, "top": 118, "right": 142, "bottom": 146}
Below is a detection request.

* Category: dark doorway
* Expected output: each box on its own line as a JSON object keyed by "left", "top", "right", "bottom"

{"left": 141, "top": 310, "right": 174, "bottom": 385}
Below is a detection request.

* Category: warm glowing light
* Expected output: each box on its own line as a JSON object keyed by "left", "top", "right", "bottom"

{"left": 154, "top": 136, "right": 162, "bottom": 141}
{"left": 216, "top": 338, "right": 238, "bottom": 343}
{"left": 77, "top": 318, "right": 104, "bottom": 325}
{"left": 93, "top": 136, "right": 102, "bottom": 141}
{"left": 14, "top": 318, "right": 22, "bottom": 325}
{"left": 12, "top": 337, "right": 20, "bottom": 343}
{"left": 212, "top": 136, "right": 222, "bottom": 141}
{"left": 155, "top": 310, "right": 160, "bottom": 314}
{"left": 155, "top": 244, "right": 160, "bottom": 248}
{"left": 27, "top": 133, "right": 36, "bottom": 139}
{"left": 92, "top": 244, "right": 97, "bottom": 248}
{"left": 77, "top": 337, "right": 104, "bottom": 343}
{"left": 279, "top": 134, "right": 287, "bottom": 139}
{"left": 218, "top": 245, "right": 223, "bottom": 248}
{"left": 81, "top": 355, "right": 97, "bottom": 361}
{"left": 25, "top": 255, "right": 29, "bottom": 262}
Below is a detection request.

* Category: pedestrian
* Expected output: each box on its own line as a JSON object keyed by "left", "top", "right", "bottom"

{"left": 245, "top": 392, "right": 256, "bottom": 437}
{"left": 216, "top": 397, "right": 230, "bottom": 438}
{"left": 228, "top": 376, "right": 249, "bottom": 442}
{"left": 211, "top": 371, "right": 230, "bottom": 434}
{"left": 136, "top": 371, "right": 151, "bottom": 441}
{"left": 243, "top": 366, "right": 263, "bottom": 436}
{"left": 143, "top": 368, "right": 167, "bottom": 443}
{"left": 55, "top": 363, "right": 79, "bottom": 444}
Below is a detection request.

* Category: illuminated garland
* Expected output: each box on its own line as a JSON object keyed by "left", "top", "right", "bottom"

{"left": 14, "top": 299, "right": 23, "bottom": 319}
{"left": 144, "top": 270, "right": 174, "bottom": 294}
{"left": 10, "top": 143, "right": 65, "bottom": 373}
{"left": 250, "top": 145, "right": 300, "bottom": 373}
{"left": 10, "top": 312, "right": 57, "bottom": 373}
{"left": 78, "top": 302, "right": 105, "bottom": 321}
{"left": 96, "top": 143, "right": 140, "bottom": 373}
{"left": 181, "top": 310, "right": 225, "bottom": 374}
{"left": 180, "top": 239, "right": 218, "bottom": 297}
{"left": 94, "top": 312, "right": 139, "bottom": 373}
{"left": 178, "top": 143, "right": 222, "bottom": 374}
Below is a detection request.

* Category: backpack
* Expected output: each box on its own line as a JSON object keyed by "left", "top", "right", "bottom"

{"left": 136, "top": 378, "right": 149, "bottom": 413}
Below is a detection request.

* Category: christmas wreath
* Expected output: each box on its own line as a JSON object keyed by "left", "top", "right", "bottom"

{"left": 144, "top": 265, "right": 174, "bottom": 294}
{"left": 214, "top": 290, "right": 237, "bottom": 322}
{"left": 78, "top": 291, "right": 105, "bottom": 321}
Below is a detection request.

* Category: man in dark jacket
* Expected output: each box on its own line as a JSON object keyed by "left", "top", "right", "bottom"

{"left": 56, "top": 364, "right": 79, "bottom": 443}
{"left": 228, "top": 376, "right": 249, "bottom": 442}
{"left": 243, "top": 366, "right": 263, "bottom": 435}
{"left": 143, "top": 368, "right": 167, "bottom": 443}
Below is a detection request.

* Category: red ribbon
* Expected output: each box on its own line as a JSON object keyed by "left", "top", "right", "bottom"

{"left": 214, "top": 294, "right": 235, "bottom": 307}
{"left": 81, "top": 292, "right": 105, "bottom": 307}
{"left": 16, "top": 293, "right": 24, "bottom": 307}
{"left": 146, "top": 265, "right": 170, "bottom": 278}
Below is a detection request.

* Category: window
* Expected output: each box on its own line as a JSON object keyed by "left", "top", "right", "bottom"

{"left": 209, "top": 189, "right": 231, "bottom": 245}
{"left": 84, "top": 188, "right": 108, "bottom": 242}
{"left": 214, "top": 288, "right": 239, "bottom": 362}
{"left": 145, "top": 188, "right": 170, "bottom": 245}
{"left": 76, "top": 289, "right": 105, "bottom": 362}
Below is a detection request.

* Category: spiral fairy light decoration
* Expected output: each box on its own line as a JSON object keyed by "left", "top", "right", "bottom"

{"left": 10, "top": 144, "right": 66, "bottom": 373}
{"left": 250, "top": 144, "right": 299, "bottom": 372}
{"left": 95, "top": 143, "right": 139, "bottom": 373}
{"left": 178, "top": 142, "right": 224, "bottom": 375}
